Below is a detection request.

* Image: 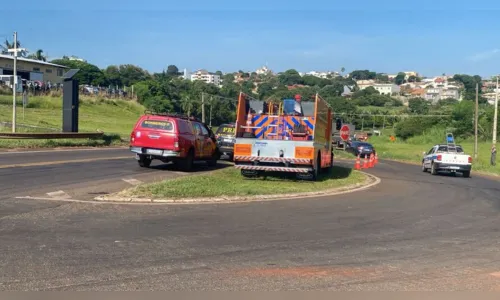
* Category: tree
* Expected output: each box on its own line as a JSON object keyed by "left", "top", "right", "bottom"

{"left": 50, "top": 58, "right": 107, "bottom": 86}
{"left": 349, "top": 70, "right": 376, "bottom": 80}
{"left": 215, "top": 70, "right": 223, "bottom": 76}
{"left": 451, "top": 100, "right": 474, "bottom": 137}
{"left": 180, "top": 95, "right": 194, "bottom": 116}
{"left": 104, "top": 66, "right": 122, "bottom": 86}
{"left": 278, "top": 69, "right": 303, "bottom": 86}
{"left": 27, "top": 49, "right": 46, "bottom": 61}
{"left": 394, "top": 72, "right": 406, "bottom": 85}
{"left": 117, "top": 64, "right": 150, "bottom": 86}
{"left": 375, "top": 73, "right": 389, "bottom": 83}
{"left": 166, "top": 65, "right": 180, "bottom": 76}
{"left": 257, "top": 82, "right": 274, "bottom": 99}
{"left": 1, "top": 39, "right": 22, "bottom": 55}
{"left": 352, "top": 86, "right": 379, "bottom": 98}
{"left": 340, "top": 67, "right": 345, "bottom": 74}
{"left": 408, "top": 98, "right": 429, "bottom": 114}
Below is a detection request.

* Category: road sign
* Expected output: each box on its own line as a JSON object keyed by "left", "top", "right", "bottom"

{"left": 340, "top": 125, "right": 350, "bottom": 141}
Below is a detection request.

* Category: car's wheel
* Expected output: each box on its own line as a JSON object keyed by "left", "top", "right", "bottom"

{"left": 138, "top": 156, "right": 152, "bottom": 168}
{"left": 207, "top": 150, "right": 219, "bottom": 167}
{"left": 422, "top": 161, "right": 428, "bottom": 172}
{"left": 462, "top": 170, "right": 471, "bottom": 178}
{"left": 430, "top": 163, "right": 437, "bottom": 175}
{"left": 180, "top": 149, "right": 194, "bottom": 172}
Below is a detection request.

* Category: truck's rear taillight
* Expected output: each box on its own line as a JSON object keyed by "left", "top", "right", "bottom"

{"left": 437, "top": 155, "right": 442, "bottom": 161}
{"left": 174, "top": 136, "right": 180, "bottom": 151}
{"left": 468, "top": 157, "right": 472, "bottom": 163}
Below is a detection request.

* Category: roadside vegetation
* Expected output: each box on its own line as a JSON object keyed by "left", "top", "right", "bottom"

{"left": 120, "top": 166, "right": 367, "bottom": 199}
{"left": 0, "top": 95, "right": 143, "bottom": 148}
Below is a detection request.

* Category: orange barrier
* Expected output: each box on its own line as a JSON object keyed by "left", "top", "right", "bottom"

{"left": 354, "top": 154, "right": 361, "bottom": 170}
{"left": 362, "top": 155, "right": 369, "bottom": 169}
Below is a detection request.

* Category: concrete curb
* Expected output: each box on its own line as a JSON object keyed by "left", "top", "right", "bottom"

{"left": 93, "top": 171, "right": 381, "bottom": 205}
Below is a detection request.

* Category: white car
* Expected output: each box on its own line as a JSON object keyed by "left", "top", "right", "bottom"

{"left": 422, "top": 144, "right": 472, "bottom": 178}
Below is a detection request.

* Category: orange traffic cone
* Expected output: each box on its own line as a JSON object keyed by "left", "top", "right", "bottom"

{"left": 362, "top": 155, "right": 369, "bottom": 169}
{"left": 354, "top": 154, "right": 361, "bottom": 170}
{"left": 369, "top": 153, "right": 374, "bottom": 168}
{"left": 374, "top": 152, "right": 378, "bottom": 165}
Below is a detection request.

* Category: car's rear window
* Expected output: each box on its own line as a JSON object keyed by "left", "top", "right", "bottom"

{"left": 217, "top": 125, "right": 235, "bottom": 135}
{"left": 140, "top": 119, "right": 173, "bottom": 131}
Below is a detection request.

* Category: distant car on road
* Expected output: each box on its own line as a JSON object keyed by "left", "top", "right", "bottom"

{"left": 346, "top": 141, "right": 376, "bottom": 158}
{"left": 129, "top": 112, "right": 220, "bottom": 171}
{"left": 422, "top": 144, "right": 472, "bottom": 177}
{"left": 215, "top": 123, "right": 236, "bottom": 160}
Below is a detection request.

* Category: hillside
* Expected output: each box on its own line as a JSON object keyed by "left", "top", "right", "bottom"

{"left": 0, "top": 95, "right": 144, "bottom": 136}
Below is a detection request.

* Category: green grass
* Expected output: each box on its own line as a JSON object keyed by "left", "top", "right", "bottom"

{"left": 0, "top": 95, "right": 144, "bottom": 148}
{"left": 121, "top": 165, "right": 367, "bottom": 199}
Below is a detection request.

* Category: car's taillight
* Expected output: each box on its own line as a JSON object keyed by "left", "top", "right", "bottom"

{"left": 437, "top": 155, "right": 442, "bottom": 161}
{"left": 468, "top": 157, "right": 472, "bottom": 163}
{"left": 174, "top": 135, "right": 180, "bottom": 151}
{"left": 130, "top": 131, "right": 135, "bottom": 143}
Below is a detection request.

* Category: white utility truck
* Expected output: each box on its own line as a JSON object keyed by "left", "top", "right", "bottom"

{"left": 421, "top": 133, "right": 472, "bottom": 178}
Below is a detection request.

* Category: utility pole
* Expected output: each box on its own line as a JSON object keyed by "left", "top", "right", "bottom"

{"left": 201, "top": 92, "right": 205, "bottom": 123}
{"left": 209, "top": 96, "right": 213, "bottom": 127}
{"left": 12, "top": 32, "right": 18, "bottom": 133}
{"left": 474, "top": 83, "right": 479, "bottom": 160}
{"left": 7, "top": 32, "right": 26, "bottom": 133}
{"left": 494, "top": 76, "right": 499, "bottom": 145}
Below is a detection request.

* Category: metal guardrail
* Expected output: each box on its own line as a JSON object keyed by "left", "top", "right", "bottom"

{"left": 0, "top": 132, "right": 105, "bottom": 139}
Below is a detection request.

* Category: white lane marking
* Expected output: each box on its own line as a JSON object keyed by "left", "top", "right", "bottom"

{"left": 46, "top": 190, "right": 71, "bottom": 199}
{"left": 0, "top": 147, "right": 127, "bottom": 155}
{"left": 122, "top": 178, "right": 143, "bottom": 186}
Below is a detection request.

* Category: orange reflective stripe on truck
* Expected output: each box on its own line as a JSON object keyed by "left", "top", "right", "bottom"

{"left": 295, "top": 146, "right": 314, "bottom": 159}
{"left": 234, "top": 144, "right": 252, "bottom": 156}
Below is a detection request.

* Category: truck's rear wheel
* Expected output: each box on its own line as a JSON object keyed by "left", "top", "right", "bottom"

{"left": 310, "top": 155, "right": 321, "bottom": 181}
{"left": 138, "top": 156, "right": 152, "bottom": 168}
{"left": 430, "top": 163, "right": 437, "bottom": 175}
{"left": 462, "top": 170, "right": 471, "bottom": 178}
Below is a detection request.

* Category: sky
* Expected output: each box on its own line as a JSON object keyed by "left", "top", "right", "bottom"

{"left": 3, "top": 0, "right": 500, "bottom": 78}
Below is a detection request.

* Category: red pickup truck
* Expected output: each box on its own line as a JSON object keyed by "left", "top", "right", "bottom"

{"left": 129, "top": 112, "right": 219, "bottom": 171}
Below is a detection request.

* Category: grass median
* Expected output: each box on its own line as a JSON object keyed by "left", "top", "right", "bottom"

{"left": 119, "top": 165, "right": 368, "bottom": 200}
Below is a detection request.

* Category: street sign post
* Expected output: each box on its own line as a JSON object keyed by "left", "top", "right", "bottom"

{"left": 340, "top": 125, "right": 350, "bottom": 141}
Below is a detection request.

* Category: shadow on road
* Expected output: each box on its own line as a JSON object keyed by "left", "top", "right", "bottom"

{"left": 146, "top": 159, "right": 233, "bottom": 173}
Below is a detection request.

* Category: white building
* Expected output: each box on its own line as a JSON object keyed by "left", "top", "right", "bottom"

{"left": 359, "top": 82, "right": 400, "bottom": 95}
{"left": 190, "top": 69, "right": 221, "bottom": 86}
{"left": 302, "top": 71, "right": 339, "bottom": 79}
{"left": 373, "top": 83, "right": 400, "bottom": 95}
{"left": 256, "top": 65, "right": 272, "bottom": 75}
{"left": 356, "top": 79, "right": 376, "bottom": 90}
{"left": 424, "top": 86, "right": 460, "bottom": 103}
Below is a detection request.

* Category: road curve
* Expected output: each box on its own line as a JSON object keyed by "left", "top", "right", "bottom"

{"left": 1, "top": 150, "right": 500, "bottom": 291}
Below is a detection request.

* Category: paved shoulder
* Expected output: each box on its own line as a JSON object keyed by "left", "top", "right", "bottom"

{"left": 0, "top": 147, "right": 131, "bottom": 167}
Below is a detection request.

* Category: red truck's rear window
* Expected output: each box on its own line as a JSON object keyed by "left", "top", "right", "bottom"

{"left": 140, "top": 119, "right": 173, "bottom": 131}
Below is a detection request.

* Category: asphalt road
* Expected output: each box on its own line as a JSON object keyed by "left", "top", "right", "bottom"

{"left": 1, "top": 148, "right": 500, "bottom": 290}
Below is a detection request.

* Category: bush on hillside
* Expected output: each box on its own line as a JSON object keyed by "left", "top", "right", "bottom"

{"left": 395, "top": 117, "right": 441, "bottom": 140}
